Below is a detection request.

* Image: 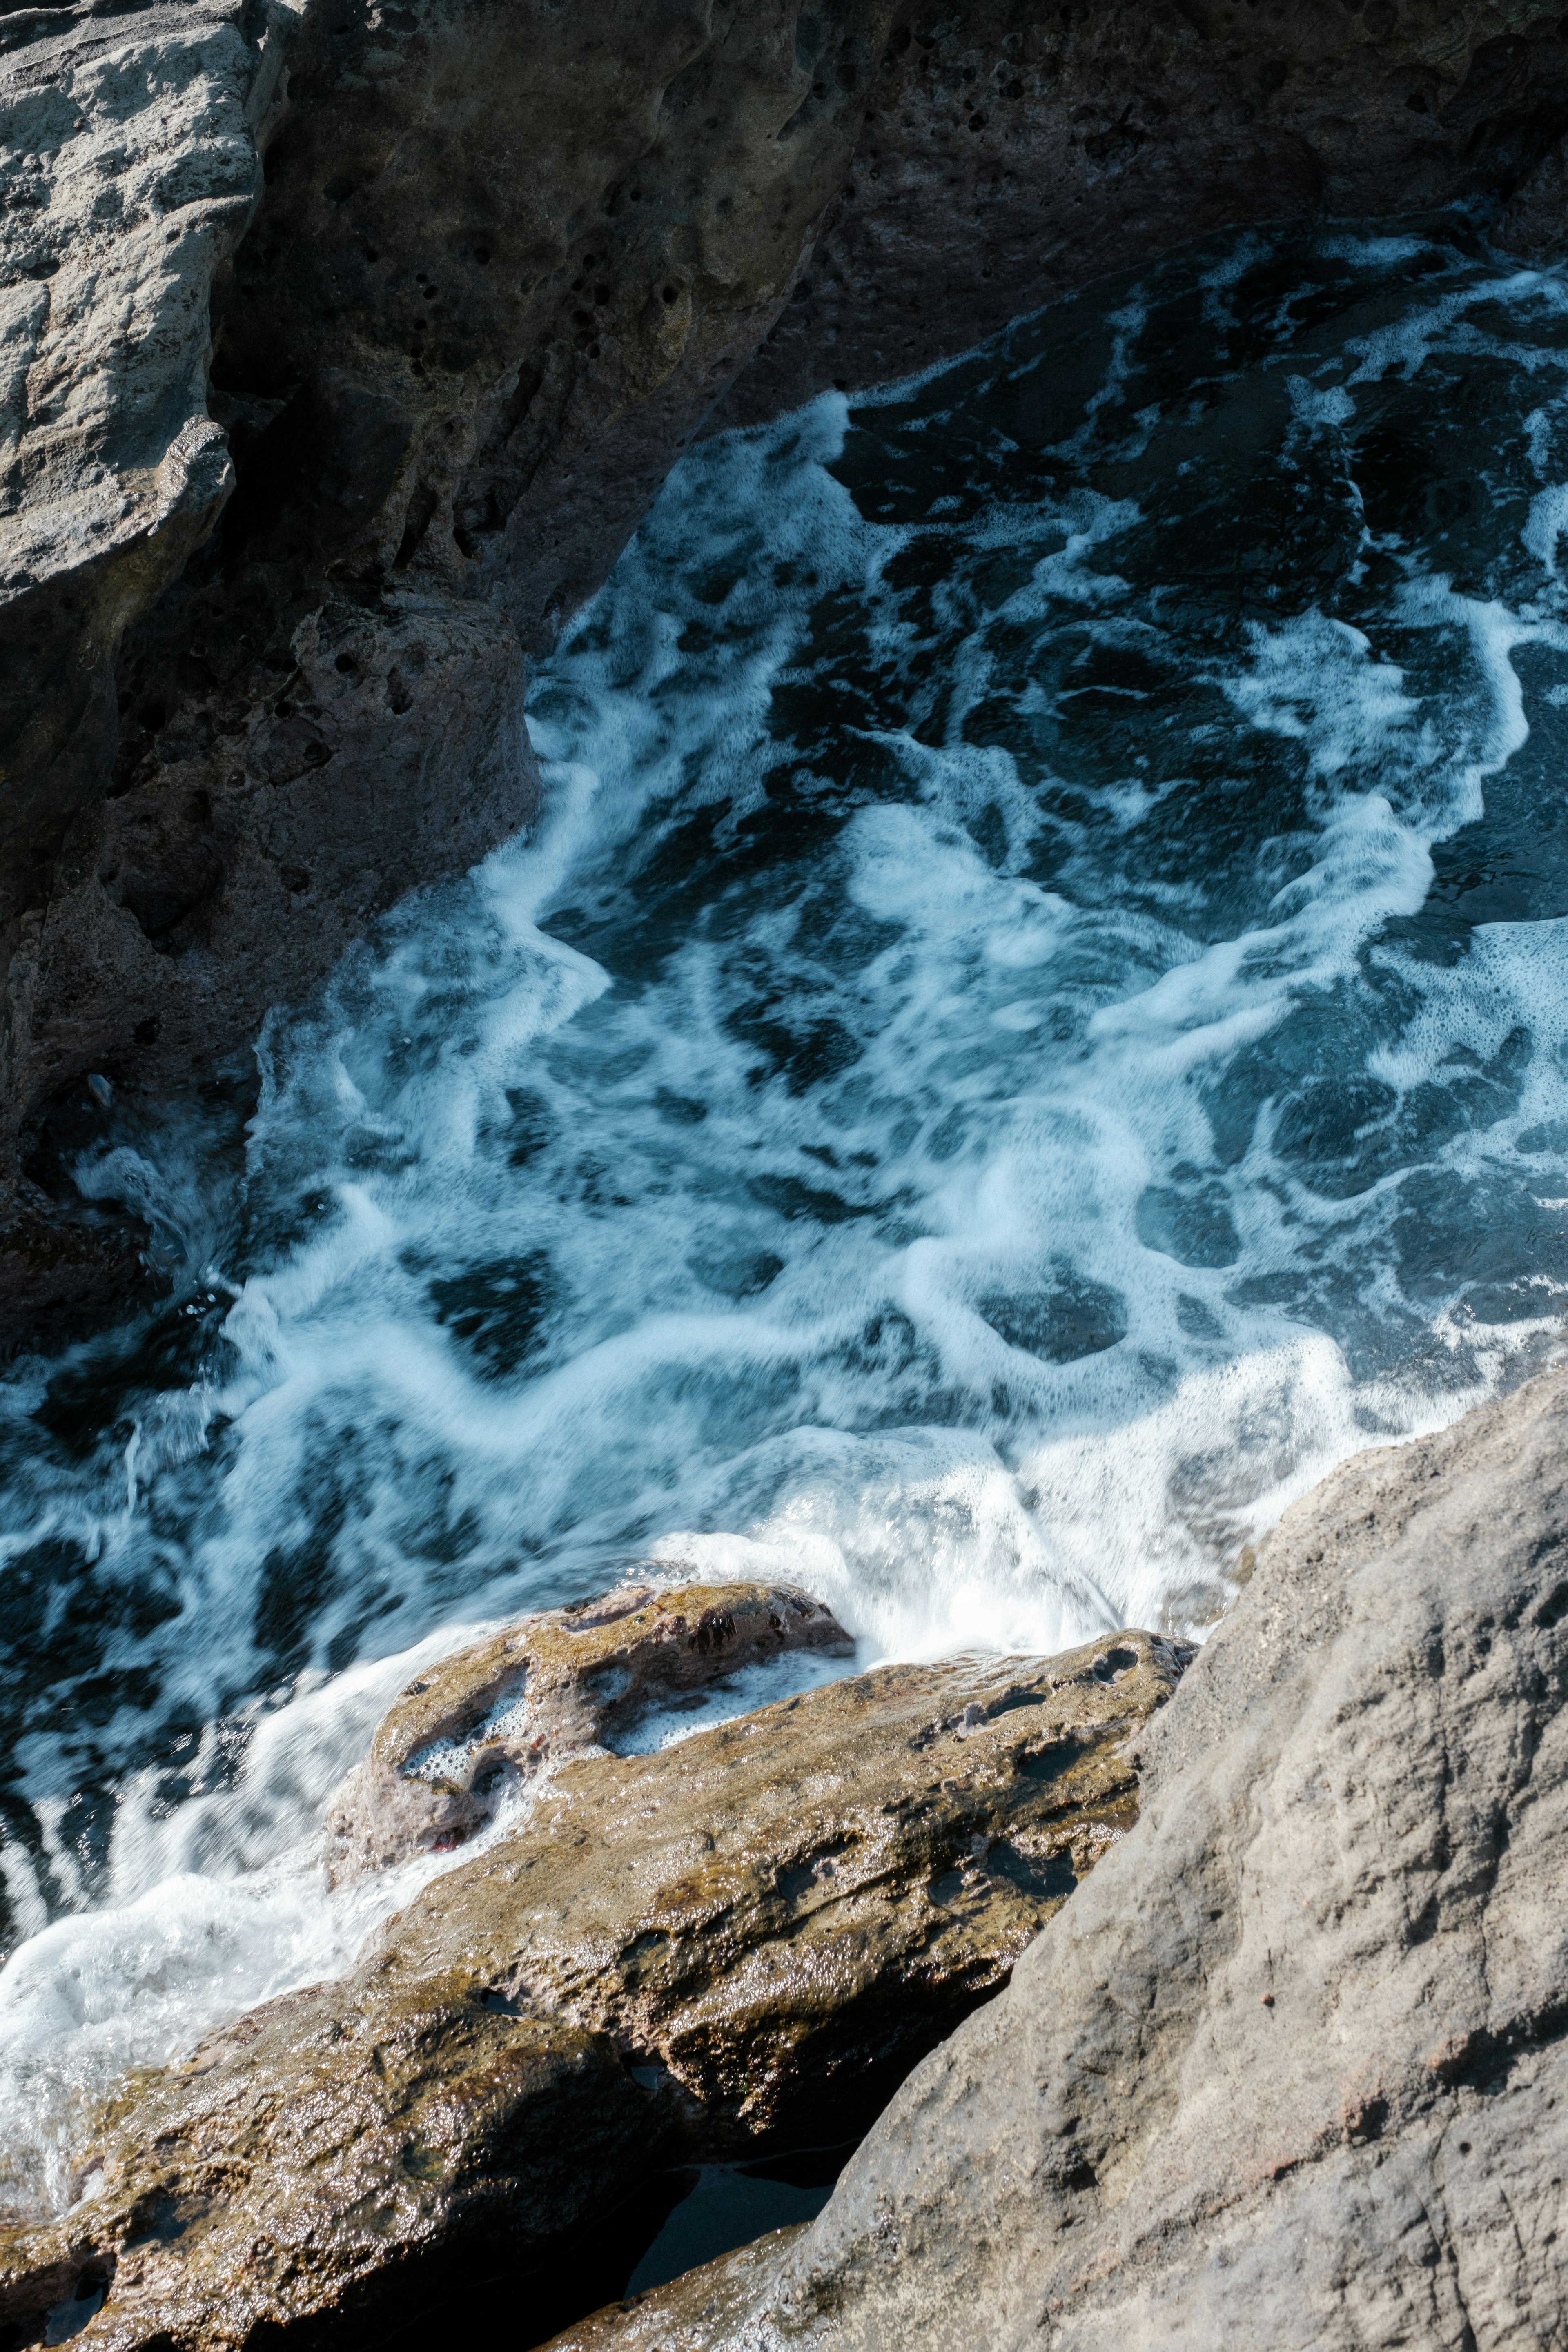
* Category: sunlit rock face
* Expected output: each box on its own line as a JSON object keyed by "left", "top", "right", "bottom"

{"left": 0, "top": 1618, "right": 1186, "bottom": 2350}
{"left": 541, "top": 1360, "right": 1568, "bottom": 2352}
{"left": 1, "top": 0, "right": 1563, "bottom": 1340}
{"left": 323, "top": 1579, "right": 855, "bottom": 1882}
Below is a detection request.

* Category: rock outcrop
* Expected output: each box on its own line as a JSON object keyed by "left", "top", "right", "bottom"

{"left": 550, "top": 1358, "right": 1568, "bottom": 2352}
{"left": 718, "top": 2, "right": 1568, "bottom": 432}
{"left": 5, "top": 0, "right": 1567, "bottom": 1342}
{"left": 0, "top": 1618, "right": 1189, "bottom": 2350}
{"left": 324, "top": 1579, "right": 855, "bottom": 1883}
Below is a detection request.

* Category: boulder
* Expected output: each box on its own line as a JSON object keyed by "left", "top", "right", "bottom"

{"left": 369, "top": 1628, "right": 1192, "bottom": 2153}
{"left": 0, "top": 1622, "right": 1189, "bottom": 2349}
{"left": 323, "top": 1579, "right": 855, "bottom": 1883}
{"left": 548, "top": 1359, "right": 1568, "bottom": 2351}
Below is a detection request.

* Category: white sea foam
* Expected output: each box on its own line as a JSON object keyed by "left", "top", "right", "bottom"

{"left": 5, "top": 223, "right": 1568, "bottom": 2210}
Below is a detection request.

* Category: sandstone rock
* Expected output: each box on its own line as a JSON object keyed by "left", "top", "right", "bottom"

{"left": 0, "top": 1624, "right": 1188, "bottom": 2348}
{"left": 323, "top": 1579, "right": 855, "bottom": 1884}
{"left": 5, "top": 2, "right": 1566, "bottom": 1340}
{"left": 0, "top": 1970, "right": 658, "bottom": 2352}
{"left": 555, "top": 1361, "right": 1568, "bottom": 2351}
{"left": 372, "top": 1629, "right": 1190, "bottom": 2152}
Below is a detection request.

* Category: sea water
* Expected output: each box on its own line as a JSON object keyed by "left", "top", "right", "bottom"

{"left": 3, "top": 213, "right": 1568, "bottom": 2214}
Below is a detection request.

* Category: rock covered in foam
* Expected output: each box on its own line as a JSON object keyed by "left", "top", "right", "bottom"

{"left": 0, "top": 1618, "right": 1188, "bottom": 2349}
{"left": 550, "top": 1361, "right": 1568, "bottom": 2351}
{"left": 322, "top": 1580, "right": 856, "bottom": 1883}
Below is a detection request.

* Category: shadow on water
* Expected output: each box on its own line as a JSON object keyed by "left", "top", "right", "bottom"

{"left": 392, "top": 2144, "right": 852, "bottom": 2352}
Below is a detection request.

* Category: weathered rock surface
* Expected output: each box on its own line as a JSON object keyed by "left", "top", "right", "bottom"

{"left": 719, "top": 2, "right": 1568, "bottom": 432}
{"left": 0, "top": 1621, "right": 1188, "bottom": 2348}
{"left": 5, "top": 0, "right": 1567, "bottom": 1340}
{"left": 552, "top": 1360, "right": 1568, "bottom": 2352}
{"left": 0, "top": 0, "right": 898, "bottom": 1337}
{"left": 324, "top": 1579, "right": 855, "bottom": 1883}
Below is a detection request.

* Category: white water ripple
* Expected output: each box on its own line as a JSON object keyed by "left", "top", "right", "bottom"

{"left": 4, "top": 219, "right": 1568, "bottom": 2211}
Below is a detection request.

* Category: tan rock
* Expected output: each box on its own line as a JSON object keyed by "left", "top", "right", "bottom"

{"left": 376, "top": 1629, "right": 1190, "bottom": 2149}
{"left": 554, "top": 1360, "right": 1568, "bottom": 2352}
{"left": 0, "top": 1623, "right": 1189, "bottom": 2349}
{"left": 323, "top": 1579, "right": 855, "bottom": 1883}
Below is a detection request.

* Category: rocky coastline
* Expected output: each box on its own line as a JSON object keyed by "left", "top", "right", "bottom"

{"left": 2, "top": 1361, "right": 1565, "bottom": 2349}
{"left": 0, "top": 1586, "right": 1192, "bottom": 2347}
{"left": 5, "top": 0, "right": 1568, "bottom": 1343}
{"left": 3, "top": 4, "right": 1568, "bottom": 2348}
{"left": 546, "top": 1359, "right": 1568, "bottom": 2352}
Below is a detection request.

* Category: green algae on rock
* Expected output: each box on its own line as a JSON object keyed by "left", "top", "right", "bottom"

{"left": 325, "top": 1579, "right": 855, "bottom": 1884}
{"left": 0, "top": 1622, "right": 1190, "bottom": 2350}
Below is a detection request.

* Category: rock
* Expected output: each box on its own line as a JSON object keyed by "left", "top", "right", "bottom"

{"left": 543, "top": 2232, "right": 808, "bottom": 2352}
{"left": 1495, "top": 127, "right": 1568, "bottom": 262}
{"left": 367, "top": 1628, "right": 1190, "bottom": 2153}
{"left": 0, "top": 1971, "right": 659, "bottom": 2352}
{"left": 5, "top": 2, "right": 1567, "bottom": 1339}
{"left": 0, "top": 1622, "right": 1189, "bottom": 2349}
{"left": 716, "top": 4, "right": 1568, "bottom": 430}
{"left": 0, "top": 0, "right": 896, "bottom": 1337}
{"left": 0, "top": 1182, "right": 158, "bottom": 1356}
{"left": 323, "top": 1579, "right": 856, "bottom": 1884}
{"left": 557, "top": 1360, "right": 1568, "bottom": 2351}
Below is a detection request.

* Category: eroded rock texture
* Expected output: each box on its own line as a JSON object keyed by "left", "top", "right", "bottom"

{"left": 3, "top": 0, "right": 1567, "bottom": 1341}
{"left": 324, "top": 1578, "right": 855, "bottom": 1882}
{"left": 722, "top": 2, "right": 1568, "bottom": 426}
{"left": 0, "top": 1624, "right": 1188, "bottom": 2349}
{"left": 0, "top": 0, "right": 898, "bottom": 1339}
{"left": 554, "top": 1361, "right": 1568, "bottom": 2352}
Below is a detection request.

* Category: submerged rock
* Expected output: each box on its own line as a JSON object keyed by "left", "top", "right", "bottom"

{"left": 324, "top": 1580, "right": 855, "bottom": 1882}
{"left": 0, "top": 1621, "right": 1188, "bottom": 2349}
{"left": 553, "top": 1361, "right": 1568, "bottom": 2351}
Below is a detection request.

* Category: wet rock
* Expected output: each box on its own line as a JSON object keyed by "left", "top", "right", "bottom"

{"left": 0, "top": 1973, "right": 657, "bottom": 2352}
{"left": 323, "top": 1580, "right": 855, "bottom": 1884}
{"left": 371, "top": 1628, "right": 1191, "bottom": 2152}
{"left": 0, "top": 1623, "right": 1189, "bottom": 2349}
{"left": 0, "top": 1184, "right": 158, "bottom": 1361}
{"left": 559, "top": 1362, "right": 1568, "bottom": 2351}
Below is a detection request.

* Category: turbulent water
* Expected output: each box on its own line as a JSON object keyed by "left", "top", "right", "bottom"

{"left": 4, "top": 212, "right": 1568, "bottom": 2212}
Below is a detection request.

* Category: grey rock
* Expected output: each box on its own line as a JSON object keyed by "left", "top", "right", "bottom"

{"left": 553, "top": 1359, "right": 1568, "bottom": 2350}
